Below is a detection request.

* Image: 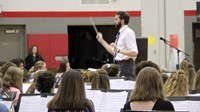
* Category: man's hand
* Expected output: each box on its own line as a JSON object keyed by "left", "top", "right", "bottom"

{"left": 96, "top": 32, "right": 103, "bottom": 43}
{"left": 110, "top": 43, "right": 118, "bottom": 53}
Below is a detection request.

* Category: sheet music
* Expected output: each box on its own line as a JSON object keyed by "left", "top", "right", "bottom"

{"left": 187, "top": 101, "right": 200, "bottom": 112}
{"left": 86, "top": 90, "right": 103, "bottom": 112}
{"left": 99, "top": 91, "right": 128, "bottom": 112}
{"left": 171, "top": 101, "right": 188, "bottom": 111}
{"left": 18, "top": 95, "right": 54, "bottom": 112}
{"left": 110, "top": 79, "right": 135, "bottom": 90}
{"left": 22, "top": 83, "right": 31, "bottom": 93}
{"left": 85, "top": 82, "right": 92, "bottom": 90}
{"left": 0, "top": 100, "right": 12, "bottom": 109}
{"left": 171, "top": 100, "right": 200, "bottom": 112}
{"left": 188, "top": 93, "right": 200, "bottom": 96}
{"left": 40, "top": 96, "right": 54, "bottom": 112}
{"left": 86, "top": 90, "right": 128, "bottom": 112}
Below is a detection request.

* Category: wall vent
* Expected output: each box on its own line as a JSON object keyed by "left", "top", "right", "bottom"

{"left": 81, "top": 0, "right": 111, "bottom": 5}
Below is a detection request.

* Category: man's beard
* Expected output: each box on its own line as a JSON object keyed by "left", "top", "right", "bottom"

{"left": 115, "top": 22, "right": 122, "bottom": 31}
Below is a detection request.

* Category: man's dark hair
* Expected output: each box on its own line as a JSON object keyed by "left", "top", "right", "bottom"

{"left": 116, "top": 11, "right": 130, "bottom": 25}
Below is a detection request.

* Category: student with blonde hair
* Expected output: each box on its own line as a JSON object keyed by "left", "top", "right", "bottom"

{"left": 123, "top": 67, "right": 174, "bottom": 111}
{"left": 179, "top": 59, "right": 189, "bottom": 78}
{"left": 28, "top": 61, "right": 47, "bottom": 82}
{"left": 164, "top": 70, "right": 188, "bottom": 97}
{"left": 48, "top": 70, "right": 95, "bottom": 111}
{"left": 2, "top": 66, "right": 23, "bottom": 103}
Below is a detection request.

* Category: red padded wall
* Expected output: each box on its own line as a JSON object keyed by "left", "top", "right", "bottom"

{"left": 27, "top": 34, "right": 68, "bottom": 68}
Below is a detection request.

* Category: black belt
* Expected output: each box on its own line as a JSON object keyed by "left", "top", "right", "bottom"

{"left": 115, "top": 58, "right": 133, "bottom": 64}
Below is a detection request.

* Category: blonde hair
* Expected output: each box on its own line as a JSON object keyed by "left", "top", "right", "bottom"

{"left": 3, "top": 66, "right": 23, "bottom": 92}
{"left": 164, "top": 70, "right": 188, "bottom": 97}
{"left": 179, "top": 59, "right": 189, "bottom": 78}
{"left": 195, "top": 70, "right": 200, "bottom": 90}
{"left": 80, "top": 70, "right": 90, "bottom": 82}
{"left": 188, "top": 63, "right": 197, "bottom": 90}
{"left": 130, "top": 67, "right": 164, "bottom": 101}
{"left": 34, "top": 61, "right": 46, "bottom": 71}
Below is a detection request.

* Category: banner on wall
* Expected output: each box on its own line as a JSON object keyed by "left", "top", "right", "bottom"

{"left": 170, "top": 34, "right": 178, "bottom": 48}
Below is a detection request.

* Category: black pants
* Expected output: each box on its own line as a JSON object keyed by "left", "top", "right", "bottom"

{"left": 115, "top": 58, "right": 135, "bottom": 77}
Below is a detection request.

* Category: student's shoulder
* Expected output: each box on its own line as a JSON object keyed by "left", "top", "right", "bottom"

{"left": 154, "top": 99, "right": 174, "bottom": 110}
{"left": 9, "top": 87, "right": 21, "bottom": 93}
{"left": 123, "top": 101, "right": 131, "bottom": 110}
{"left": 156, "top": 99, "right": 172, "bottom": 104}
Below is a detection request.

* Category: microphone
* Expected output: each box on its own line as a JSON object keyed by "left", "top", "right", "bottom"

{"left": 160, "top": 37, "right": 169, "bottom": 42}
{"left": 160, "top": 37, "right": 165, "bottom": 41}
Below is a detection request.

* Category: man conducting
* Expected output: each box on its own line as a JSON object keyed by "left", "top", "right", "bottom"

{"left": 96, "top": 11, "right": 138, "bottom": 78}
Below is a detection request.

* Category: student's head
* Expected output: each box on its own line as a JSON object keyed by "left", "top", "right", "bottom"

{"left": 0, "top": 62, "right": 16, "bottom": 78}
{"left": 179, "top": 59, "right": 189, "bottom": 78}
{"left": 101, "top": 64, "right": 109, "bottom": 73}
{"left": 34, "top": 61, "right": 46, "bottom": 71}
{"left": 102, "top": 64, "right": 119, "bottom": 77}
{"left": 3, "top": 66, "right": 23, "bottom": 92}
{"left": 91, "top": 69, "right": 110, "bottom": 90}
{"left": 180, "top": 59, "right": 189, "bottom": 69}
{"left": 80, "top": 69, "right": 90, "bottom": 82}
{"left": 58, "top": 60, "right": 70, "bottom": 73}
{"left": 10, "top": 58, "right": 25, "bottom": 70}
{"left": 36, "top": 71, "right": 55, "bottom": 93}
{"left": 135, "top": 60, "right": 161, "bottom": 77}
{"left": 164, "top": 70, "right": 188, "bottom": 97}
{"left": 48, "top": 69, "right": 86, "bottom": 109}
{"left": 130, "top": 67, "right": 164, "bottom": 101}
{"left": 115, "top": 11, "right": 130, "bottom": 29}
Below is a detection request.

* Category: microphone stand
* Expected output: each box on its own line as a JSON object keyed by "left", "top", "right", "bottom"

{"left": 160, "top": 38, "right": 189, "bottom": 69}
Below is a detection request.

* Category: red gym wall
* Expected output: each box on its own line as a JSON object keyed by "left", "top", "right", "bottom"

{"left": 27, "top": 34, "right": 68, "bottom": 69}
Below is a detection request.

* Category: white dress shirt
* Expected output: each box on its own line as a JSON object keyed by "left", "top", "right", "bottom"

{"left": 114, "top": 25, "right": 138, "bottom": 61}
